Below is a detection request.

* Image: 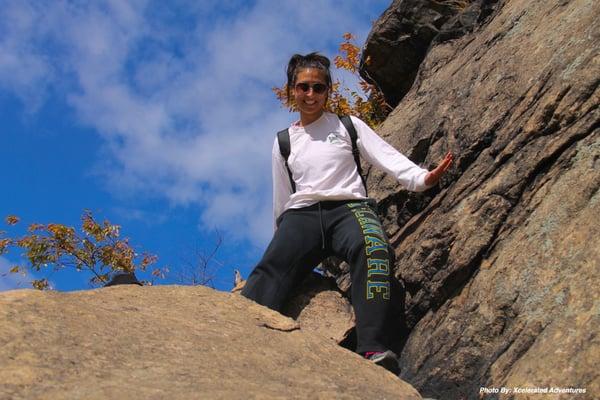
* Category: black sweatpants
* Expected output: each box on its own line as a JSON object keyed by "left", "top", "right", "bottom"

{"left": 241, "top": 199, "right": 393, "bottom": 354}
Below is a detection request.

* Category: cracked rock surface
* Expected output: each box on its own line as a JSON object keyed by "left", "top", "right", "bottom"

{"left": 0, "top": 285, "right": 421, "bottom": 400}
{"left": 358, "top": 0, "right": 600, "bottom": 398}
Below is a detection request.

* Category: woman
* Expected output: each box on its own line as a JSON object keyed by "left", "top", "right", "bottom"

{"left": 242, "top": 52, "right": 452, "bottom": 374}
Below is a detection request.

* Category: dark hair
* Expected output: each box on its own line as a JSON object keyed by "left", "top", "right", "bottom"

{"left": 286, "top": 52, "right": 332, "bottom": 102}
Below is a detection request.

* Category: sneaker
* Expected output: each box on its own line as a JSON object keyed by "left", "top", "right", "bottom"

{"left": 365, "top": 350, "right": 400, "bottom": 375}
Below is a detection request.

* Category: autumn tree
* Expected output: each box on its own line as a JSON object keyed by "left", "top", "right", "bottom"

{"left": 273, "top": 33, "right": 392, "bottom": 128}
{"left": 0, "top": 213, "right": 166, "bottom": 290}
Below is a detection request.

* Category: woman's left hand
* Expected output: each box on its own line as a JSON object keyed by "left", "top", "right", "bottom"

{"left": 424, "top": 151, "right": 453, "bottom": 186}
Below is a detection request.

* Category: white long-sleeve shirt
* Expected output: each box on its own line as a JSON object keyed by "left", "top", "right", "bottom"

{"left": 272, "top": 112, "right": 432, "bottom": 228}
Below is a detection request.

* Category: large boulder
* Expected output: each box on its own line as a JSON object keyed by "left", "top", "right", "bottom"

{"left": 0, "top": 285, "right": 421, "bottom": 399}
{"left": 281, "top": 273, "right": 356, "bottom": 345}
{"left": 233, "top": 270, "right": 356, "bottom": 345}
{"left": 359, "top": 0, "right": 600, "bottom": 398}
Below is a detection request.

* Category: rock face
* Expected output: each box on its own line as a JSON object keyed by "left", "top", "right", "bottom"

{"left": 358, "top": 0, "right": 600, "bottom": 398}
{"left": 360, "top": 0, "right": 498, "bottom": 108}
{"left": 0, "top": 286, "right": 422, "bottom": 399}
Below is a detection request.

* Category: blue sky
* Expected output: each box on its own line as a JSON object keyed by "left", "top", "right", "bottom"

{"left": 0, "top": 0, "right": 390, "bottom": 292}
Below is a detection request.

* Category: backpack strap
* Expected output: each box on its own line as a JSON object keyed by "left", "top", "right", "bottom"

{"left": 339, "top": 115, "right": 368, "bottom": 196}
{"left": 277, "top": 128, "right": 296, "bottom": 193}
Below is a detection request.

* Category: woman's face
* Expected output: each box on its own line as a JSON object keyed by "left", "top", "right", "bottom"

{"left": 293, "top": 68, "right": 329, "bottom": 122}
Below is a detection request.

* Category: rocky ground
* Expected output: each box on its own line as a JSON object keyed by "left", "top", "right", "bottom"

{"left": 0, "top": 285, "right": 420, "bottom": 400}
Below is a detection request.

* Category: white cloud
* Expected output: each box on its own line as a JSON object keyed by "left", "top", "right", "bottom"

{"left": 0, "top": 0, "right": 387, "bottom": 246}
{"left": 0, "top": 256, "right": 60, "bottom": 292}
{"left": 0, "top": 257, "right": 29, "bottom": 291}
{"left": 0, "top": 2, "right": 53, "bottom": 112}
{"left": 111, "top": 206, "right": 169, "bottom": 226}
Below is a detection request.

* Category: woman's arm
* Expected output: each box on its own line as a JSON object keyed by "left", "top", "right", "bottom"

{"left": 272, "top": 138, "right": 293, "bottom": 231}
{"left": 351, "top": 116, "right": 452, "bottom": 191}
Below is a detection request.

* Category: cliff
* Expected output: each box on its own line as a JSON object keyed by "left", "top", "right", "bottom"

{"left": 354, "top": 0, "right": 599, "bottom": 398}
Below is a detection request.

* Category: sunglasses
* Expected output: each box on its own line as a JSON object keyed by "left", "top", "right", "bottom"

{"left": 295, "top": 82, "right": 328, "bottom": 94}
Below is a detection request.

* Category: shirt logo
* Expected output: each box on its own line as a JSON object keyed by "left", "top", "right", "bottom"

{"left": 327, "top": 132, "right": 344, "bottom": 145}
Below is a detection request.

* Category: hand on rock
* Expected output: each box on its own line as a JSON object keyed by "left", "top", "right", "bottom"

{"left": 425, "top": 151, "right": 453, "bottom": 186}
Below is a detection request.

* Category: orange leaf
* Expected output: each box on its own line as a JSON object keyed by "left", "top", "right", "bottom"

{"left": 5, "top": 215, "right": 20, "bottom": 225}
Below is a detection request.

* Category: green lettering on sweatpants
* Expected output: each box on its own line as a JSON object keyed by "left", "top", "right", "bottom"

{"left": 352, "top": 210, "right": 369, "bottom": 218}
{"left": 366, "top": 281, "right": 390, "bottom": 300}
{"left": 365, "top": 235, "right": 387, "bottom": 255}
{"left": 367, "top": 258, "right": 389, "bottom": 277}
{"left": 358, "top": 216, "right": 379, "bottom": 226}
{"left": 361, "top": 223, "right": 383, "bottom": 236}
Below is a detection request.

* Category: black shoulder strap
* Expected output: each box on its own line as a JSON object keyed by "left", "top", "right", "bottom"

{"left": 277, "top": 128, "right": 296, "bottom": 193}
{"left": 339, "top": 115, "right": 368, "bottom": 196}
